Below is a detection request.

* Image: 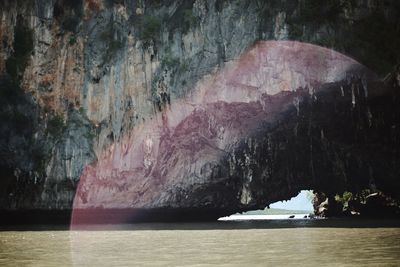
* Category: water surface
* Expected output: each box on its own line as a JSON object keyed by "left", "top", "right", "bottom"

{"left": 1, "top": 220, "right": 399, "bottom": 266}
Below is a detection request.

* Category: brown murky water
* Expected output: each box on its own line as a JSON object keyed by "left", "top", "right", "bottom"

{"left": 0, "top": 221, "right": 399, "bottom": 266}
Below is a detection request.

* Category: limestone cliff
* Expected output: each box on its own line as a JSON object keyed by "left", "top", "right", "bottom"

{"left": 0, "top": 0, "right": 399, "bottom": 220}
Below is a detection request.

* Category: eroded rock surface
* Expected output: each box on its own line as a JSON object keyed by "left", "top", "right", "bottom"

{"left": 0, "top": 0, "right": 399, "bottom": 221}
{"left": 71, "top": 41, "right": 395, "bottom": 223}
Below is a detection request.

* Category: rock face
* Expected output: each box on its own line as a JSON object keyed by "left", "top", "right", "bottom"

{"left": 0, "top": 0, "right": 399, "bottom": 221}
{"left": 72, "top": 41, "right": 368, "bottom": 211}
{"left": 71, "top": 41, "right": 400, "bottom": 223}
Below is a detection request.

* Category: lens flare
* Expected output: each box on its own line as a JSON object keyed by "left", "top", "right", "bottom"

{"left": 70, "top": 41, "right": 374, "bottom": 227}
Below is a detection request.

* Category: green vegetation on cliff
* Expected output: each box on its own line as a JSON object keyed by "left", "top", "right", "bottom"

{"left": 46, "top": 114, "right": 66, "bottom": 137}
{"left": 137, "top": 15, "right": 161, "bottom": 43}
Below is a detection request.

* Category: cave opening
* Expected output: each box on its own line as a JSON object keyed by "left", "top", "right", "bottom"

{"left": 268, "top": 190, "right": 314, "bottom": 214}
{"left": 219, "top": 190, "right": 315, "bottom": 221}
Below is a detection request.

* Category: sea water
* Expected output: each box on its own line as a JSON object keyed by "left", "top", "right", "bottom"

{"left": 0, "top": 219, "right": 399, "bottom": 266}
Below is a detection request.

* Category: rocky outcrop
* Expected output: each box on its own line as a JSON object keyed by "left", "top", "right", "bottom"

{"left": 71, "top": 40, "right": 393, "bottom": 223}
{"left": 313, "top": 191, "right": 400, "bottom": 218}
{"left": 0, "top": 0, "right": 399, "bottom": 222}
{"left": 72, "top": 41, "right": 371, "bottom": 210}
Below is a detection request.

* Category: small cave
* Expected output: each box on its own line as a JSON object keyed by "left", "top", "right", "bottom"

{"left": 219, "top": 190, "right": 315, "bottom": 221}
{"left": 220, "top": 187, "right": 400, "bottom": 221}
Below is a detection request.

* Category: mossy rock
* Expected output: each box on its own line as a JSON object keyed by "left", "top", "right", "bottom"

{"left": 136, "top": 15, "right": 162, "bottom": 42}
{"left": 46, "top": 114, "right": 66, "bottom": 137}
